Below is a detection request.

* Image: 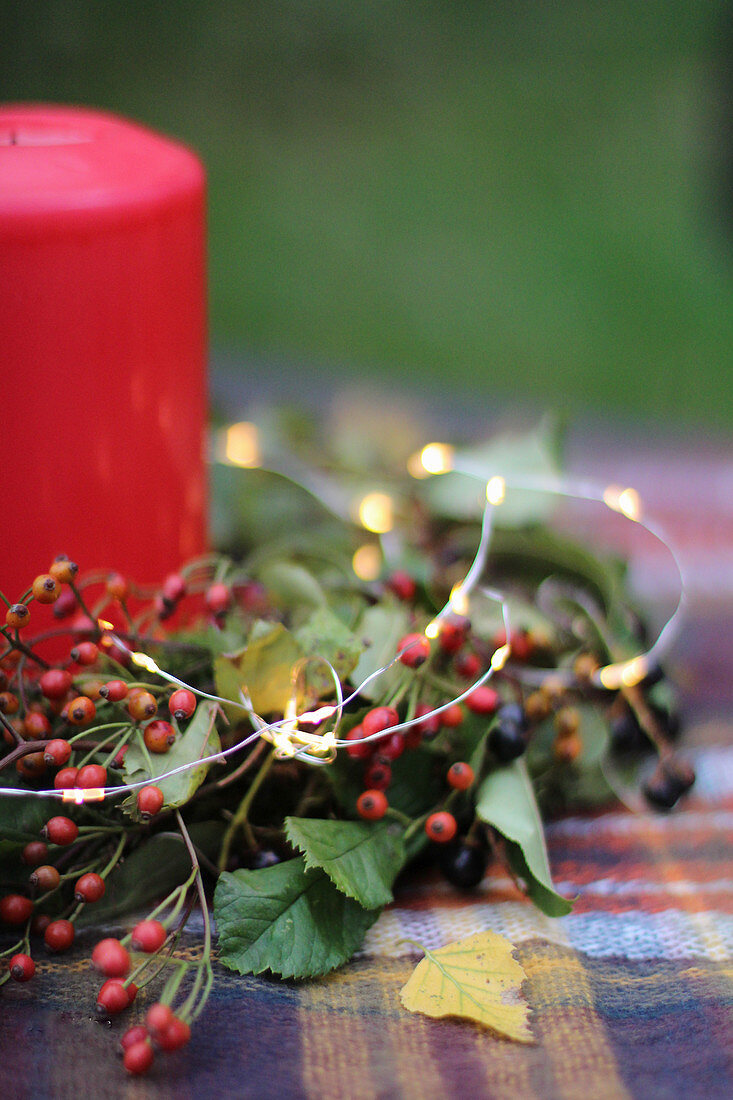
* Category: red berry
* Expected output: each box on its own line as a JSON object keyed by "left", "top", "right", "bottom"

{"left": 146, "top": 1001, "right": 174, "bottom": 1034}
{"left": 362, "top": 706, "right": 399, "bottom": 738}
{"left": 441, "top": 703, "right": 464, "bottom": 728}
{"left": 16, "top": 751, "right": 47, "bottom": 780}
{"left": 397, "top": 633, "right": 431, "bottom": 668}
{"left": 99, "top": 679, "right": 129, "bottom": 702}
{"left": 130, "top": 919, "right": 167, "bottom": 953}
{"left": 387, "top": 570, "right": 416, "bottom": 601}
{"left": 163, "top": 572, "right": 187, "bottom": 603}
{"left": 0, "top": 691, "right": 19, "bottom": 715}
{"left": 123, "top": 1039, "right": 154, "bottom": 1076}
{"left": 413, "top": 702, "right": 440, "bottom": 739}
{"left": 43, "top": 816, "right": 79, "bottom": 845}
{"left": 127, "top": 691, "right": 157, "bottom": 722}
{"left": 96, "top": 978, "right": 132, "bottom": 1015}
{"left": 205, "top": 582, "right": 231, "bottom": 615}
{"left": 49, "top": 556, "right": 79, "bottom": 585}
{"left": 54, "top": 767, "right": 79, "bottom": 790}
{"left": 70, "top": 641, "right": 99, "bottom": 666}
{"left": 75, "top": 872, "right": 106, "bottom": 903}
{"left": 30, "top": 865, "right": 61, "bottom": 891}
{"left": 52, "top": 588, "right": 78, "bottom": 619}
{"left": 356, "top": 790, "right": 389, "bottom": 821}
{"left": 44, "top": 739, "right": 72, "bottom": 767}
{"left": 32, "top": 574, "right": 60, "bottom": 604}
{"left": 455, "top": 652, "right": 481, "bottom": 679}
{"left": 112, "top": 744, "right": 129, "bottom": 769}
{"left": 447, "top": 761, "right": 475, "bottom": 790}
{"left": 23, "top": 711, "right": 51, "bottom": 739}
{"left": 106, "top": 573, "right": 129, "bottom": 602}
{"left": 344, "top": 724, "right": 372, "bottom": 760}
{"left": 6, "top": 603, "right": 30, "bottom": 630}
{"left": 438, "top": 618, "right": 469, "bottom": 654}
{"left": 0, "top": 894, "right": 33, "bottom": 925}
{"left": 120, "top": 1025, "right": 149, "bottom": 1053}
{"left": 143, "top": 719, "right": 175, "bottom": 754}
{"left": 364, "top": 758, "right": 391, "bottom": 790}
{"left": 39, "top": 669, "right": 73, "bottom": 701}
{"left": 31, "top": 913, "right": 51, "bottom": 937}
{"left": 465, "top": 685, "right": 500, "bottom": 715}
{"left": 21, "top": 840, "right": 49, "bottom": 866}
{"left": 377, "top": 733, "right": 405, "bottom": 760}
{"left": 67, "top": 696, "right": 96, "bottom": 726}
{"left": 44, "top": 918, "right": 74, "bottom": 952}
{"left": 425, "top": 811, "right": 458, "bottom": 843}
{"left": 168, "top": 688, "right": 196, "bottom": 721}
{"left": 9, "top": 952, "right": 35, "bottom": 982}
{"left": 92, "top": 938, "right": 130, "bottom": 978}
{"left": 156, "top": 1016, "right": 191, "bottom": 1052}
{"left": 137, "top": 785, "right": 164, "bottom": 818}
{"left": 75, "top": 763, "right": 107, "bottom": 789}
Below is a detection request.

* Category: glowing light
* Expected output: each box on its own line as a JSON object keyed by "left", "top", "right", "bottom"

{"left": 416, "top": 442, "right": 455, "bottom": 476}
{"left": 449, "top": 584, "right": 470, "bottom": 617}
{"left": 597, "top": 655, "right": 649, "bottom": 690}
{"left": 425, "top": 620, "right": 441, "bottom": 640}
{"left": 131, "top": 651, "right": 160, "bottom": 674}
{"left": 298, "top": 704, "right": 337, "bottom": 725}
{"left": 491, "top": 644, "right": 511, "bottom": 671}
{"left": 603, "top": 485, "right": 642, "bottom": 522}
{"left": 62, "top": 787, "right": 105, "bottom": 803}
{"left": 225, "top": 421, "right": 260, "bottom": 468}
{"left": 352, "top": 543, "right": 382, "bottom": 581}
{"left": 358, "top": 492, "right": 394, "bottom": 534}
{"left": 97, "top": 619, "right": 114, "bottom": 631}
{"left": 486, "top": 476, "right": 506, "bottom": 506}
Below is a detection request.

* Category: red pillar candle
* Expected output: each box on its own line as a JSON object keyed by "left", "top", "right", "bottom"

{"left": 0, "top": 104, "right": 207, "bottom": 604}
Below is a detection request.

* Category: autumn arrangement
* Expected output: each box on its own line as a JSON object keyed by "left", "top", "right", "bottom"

{"left": 0, "top": 422, "right": 692, "bottom": 1072}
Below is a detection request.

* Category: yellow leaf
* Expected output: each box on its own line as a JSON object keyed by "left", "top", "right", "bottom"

{"left": 399, "top": 931, "right": 533, "bottom": 1043}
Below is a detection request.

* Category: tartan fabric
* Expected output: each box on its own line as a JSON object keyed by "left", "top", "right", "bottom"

{"left": 3, "top": 743, "right": 731, "bottom": 1099}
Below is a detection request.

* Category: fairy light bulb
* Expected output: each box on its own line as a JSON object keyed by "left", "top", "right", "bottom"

{"left": 414, "top": 442, "right": 454, "bottom": 476}
{"left": 486, "top": 475, "right": 506, "bottom": 506}
{"left": 449, "top": 584, "right": 470, "bottom": 617}
{"left": 357, "top": 492, "right": 394, "bottom": 534}
{"left": 352, "top": 543, "right": 382, "bottom": 581}
{"left": 424, "top": 620, "right": 441, "bottom": 640}
{"left": 224, "top": 421, "right": 261, "bottom": 468}
{"left": 131, "top": 651, "right": 161, "bottom": 674}
{"left": 490, "top": 644, "right": 511, "bottom": 671}
{"left": 603, "top": 485, "right": 642, "bottom": 522}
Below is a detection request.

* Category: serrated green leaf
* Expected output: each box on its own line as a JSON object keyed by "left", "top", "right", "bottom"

{"left": 122, "top": 701, "right": 221, "bottom": 810}
{"left": 285, "top": 816, "right": 406, "bottom": 908}
{"left": 214, "top": 857, "right": 380, "bottom": 978}
{"left": 476, "top": 759, "right": 572, "bottom": 916}
{"left": 214, "top": 621, "right": 302, "bottom": 719}
{"left": 350, "top": 603, "right": 410, "bottom": 700}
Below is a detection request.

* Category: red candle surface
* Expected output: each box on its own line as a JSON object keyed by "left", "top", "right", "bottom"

{"left": 0, "top": 104, "right": 207, "bottom": 605}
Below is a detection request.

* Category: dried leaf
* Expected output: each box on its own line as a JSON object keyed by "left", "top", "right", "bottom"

{"left": 400, "top": 931, "right": 533, "bottom": 1042}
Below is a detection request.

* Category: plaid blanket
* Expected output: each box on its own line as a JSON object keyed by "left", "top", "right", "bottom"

{"left": 3, "top": 741, "right": 731, "bottom": 1100}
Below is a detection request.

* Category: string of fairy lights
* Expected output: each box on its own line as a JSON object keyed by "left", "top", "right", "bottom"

{"left": 0, "top": 427, "right": 686, "bottom": 803}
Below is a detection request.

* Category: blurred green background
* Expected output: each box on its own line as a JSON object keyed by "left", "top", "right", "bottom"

{"left": 3, "top": 1, "right": 732, "bottom": 426}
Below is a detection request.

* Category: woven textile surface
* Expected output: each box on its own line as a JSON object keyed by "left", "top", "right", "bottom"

{"left": 1, "top": 740, "right": 731, "bottom": 1100}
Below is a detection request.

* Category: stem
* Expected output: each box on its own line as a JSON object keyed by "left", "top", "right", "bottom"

{"left": 218, "top": 749, "right": 275, "bottom": 871}
{"left": 0, "top": 627, "right": 50, "bottom": 669}
{"left": 175, "top": 810, "right": 213, "bottom": 1023}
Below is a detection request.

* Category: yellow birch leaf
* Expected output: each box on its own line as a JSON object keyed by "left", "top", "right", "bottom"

{"left": 399, "top": 931, "right": 534, "bottom": 1043}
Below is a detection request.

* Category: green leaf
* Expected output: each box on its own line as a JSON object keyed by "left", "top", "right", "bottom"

{"left": 293, "top": 605, "right": 363, "bottom": 691}
{"left": 122, "top": 701, "right": 221, "bottom": 810}
{"left": 285, "top": 816, "right": 406, "bottom": 908}
{"left": 0, "top": 779, "right": 56, "bottom": 854}
{"left": 214, "top": 621, "right": 302, "bottom": 719}
{"left": 350, "top": 603, "right": 410, "bottom": 700}
{"left": 258, "top": 560, "right": 325, "bottom": 612}
{"left": 476, "top": 759, "right": 572, "bottom": 916}
{"left": 214, "top": 857, "right": 380, "bottom": 979}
